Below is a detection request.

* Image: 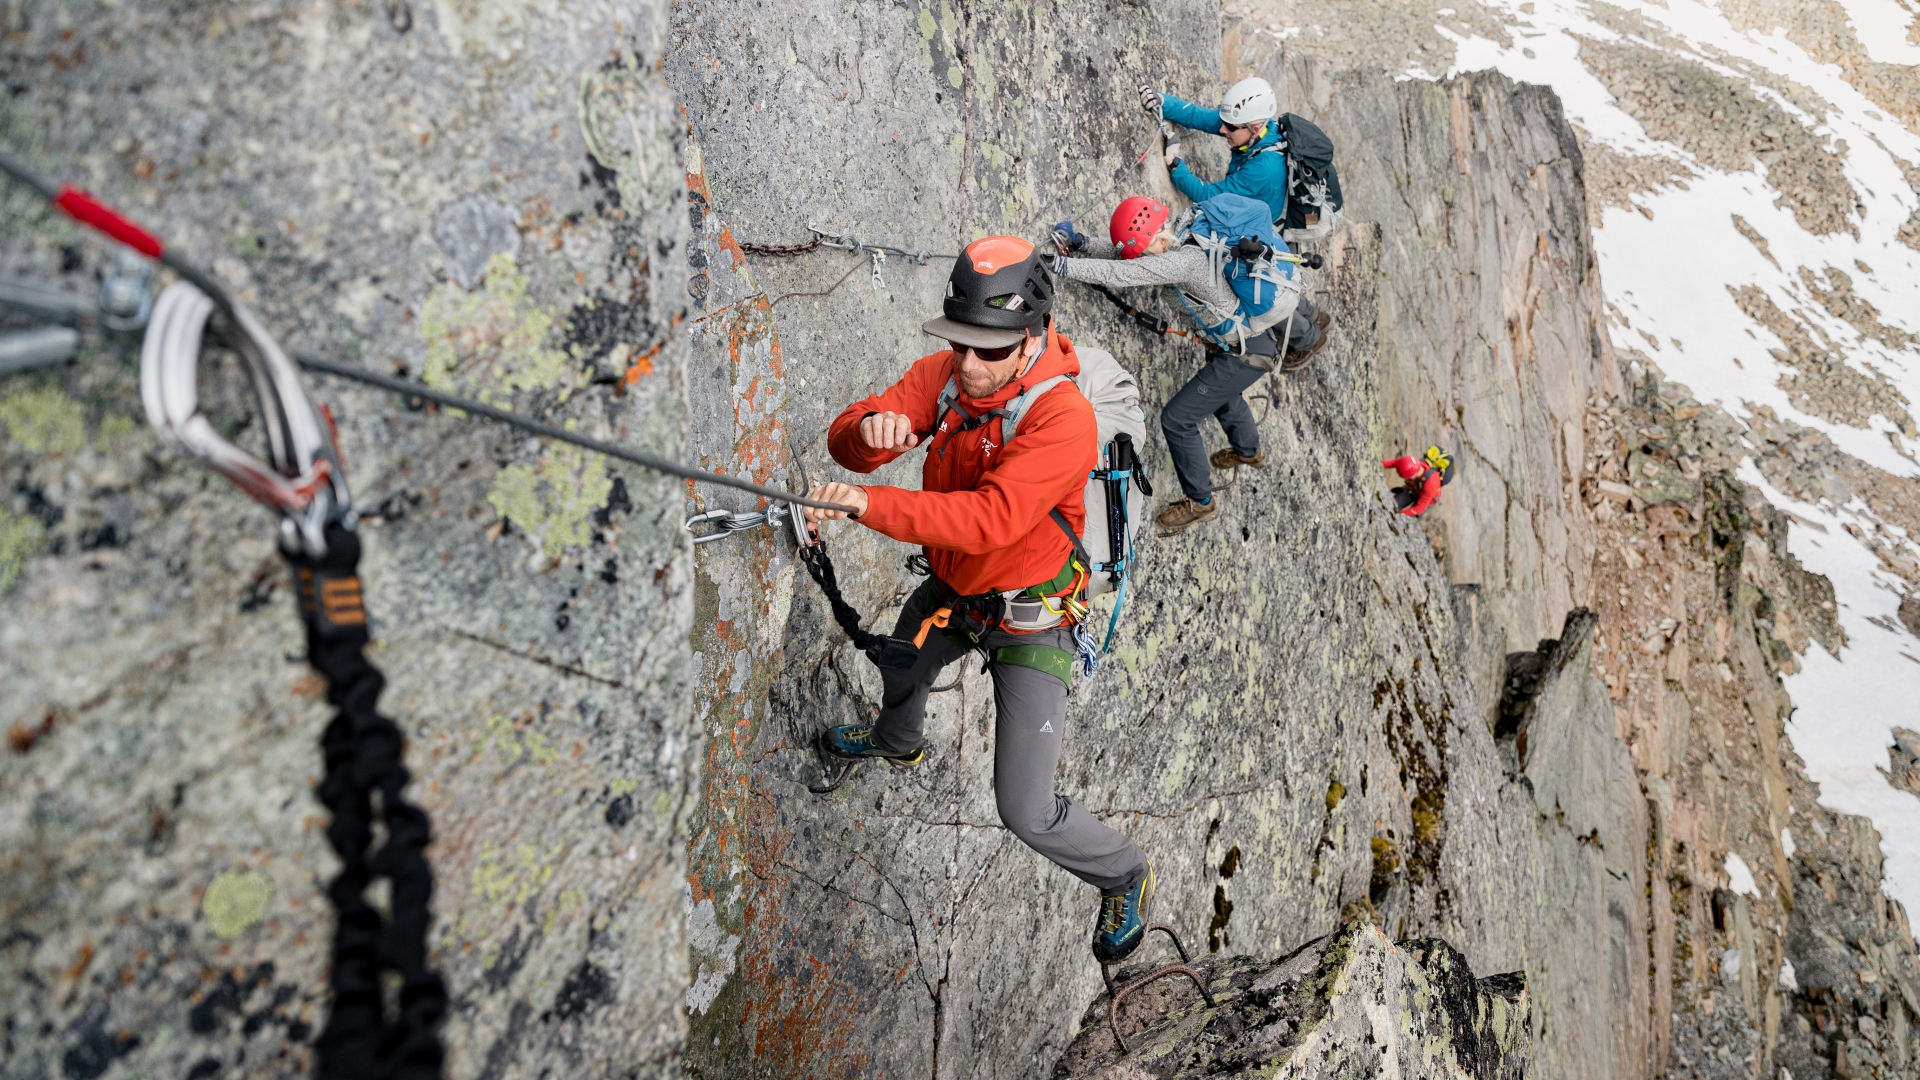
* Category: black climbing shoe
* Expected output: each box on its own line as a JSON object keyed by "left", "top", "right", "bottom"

{"left": 821, "top": 725, "right": 925, "bottom": 767}
{"left": 1209, "top": 447, "right": 1267, "bottom": 470}
{"left": 1092, "top": 864, "right": 1155, "bottom": 963}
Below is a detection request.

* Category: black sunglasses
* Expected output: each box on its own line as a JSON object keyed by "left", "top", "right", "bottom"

{"left": 949, "top": 340, "right": 1022, "bottom": 363}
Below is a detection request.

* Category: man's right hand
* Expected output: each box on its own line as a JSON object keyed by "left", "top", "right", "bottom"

{"left": 859, "top": 411, "right": 920, "bottom": 452}
{"left": 1139, "top": 86, "right": 1163, "bottom": 114}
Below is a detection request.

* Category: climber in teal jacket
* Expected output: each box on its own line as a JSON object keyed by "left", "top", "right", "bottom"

{"left": 1141, "top": 78, "right": 1288, "bottom": 224}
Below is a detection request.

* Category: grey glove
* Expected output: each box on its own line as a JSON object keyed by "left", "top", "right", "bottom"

{"left": 1139, "top": 85, "right": 1163, "bottom": 114}
{"left": 1164, "top": 140, "right": 1182, "bottom": 167}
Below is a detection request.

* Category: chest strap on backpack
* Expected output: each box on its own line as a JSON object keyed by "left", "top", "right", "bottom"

{"left": 932, "top": 371, "right": 1079, "bottom": 458}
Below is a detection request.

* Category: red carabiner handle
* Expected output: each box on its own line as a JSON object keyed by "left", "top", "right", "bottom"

{"left": 54, "top": 186, "right": 164, "bottom": 258}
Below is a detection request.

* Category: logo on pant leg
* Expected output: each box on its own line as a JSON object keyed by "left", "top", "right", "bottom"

{"left": 1039, "top": 721, "right": 1054, "bottom": 732}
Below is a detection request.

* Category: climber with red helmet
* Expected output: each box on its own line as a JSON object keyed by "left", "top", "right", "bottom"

{"left": 799, "top": 236, "right": 1157, "bottom": 963}
{"left": 1381, "top": 446, "right": 1455, "bottom": 517}
{"left": 1050, "top": 196, "right": 1329, "bottom": 532}
{"left": 1138, "top": 77, "right": 1288, "bottom": 224}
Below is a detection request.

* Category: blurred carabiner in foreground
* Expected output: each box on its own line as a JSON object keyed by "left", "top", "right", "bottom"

{"left": 140, "top": 281, "right": 352, "bottom": 558}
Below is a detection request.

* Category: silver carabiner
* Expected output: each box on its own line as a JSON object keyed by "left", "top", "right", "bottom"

{"left": 140, "top": 281, "right": 352, "bottom": 557}
{"left": 684, "top": 505, "right": 794, "bottom": 545}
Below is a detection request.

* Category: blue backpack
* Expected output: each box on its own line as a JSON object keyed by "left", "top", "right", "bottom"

{"left": 1178, "top": 194, "right": 1295, "bottom": 346}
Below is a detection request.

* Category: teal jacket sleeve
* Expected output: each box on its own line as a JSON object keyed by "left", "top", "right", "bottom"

{"left": 1159, "top": 94, "right": 1221, "bottom": 133}
{"left": 1169, "top": 152, "right": 1290, "bottom": 223}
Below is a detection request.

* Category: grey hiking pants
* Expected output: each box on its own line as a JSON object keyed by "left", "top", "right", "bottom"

{"left": 869, "top": 580, "right": 1150, "bottom": 895}
{"left": 1162, "top": 296, "right": 1323, "bottom": 502}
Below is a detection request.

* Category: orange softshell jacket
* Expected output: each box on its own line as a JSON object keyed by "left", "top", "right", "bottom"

{"left": 827, "top": 331, "right": 1098, "bottom": 598}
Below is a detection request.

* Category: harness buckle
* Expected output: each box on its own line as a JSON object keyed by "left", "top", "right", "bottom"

{"left": 140, "top": 281, "right": 352, "bottom": 558}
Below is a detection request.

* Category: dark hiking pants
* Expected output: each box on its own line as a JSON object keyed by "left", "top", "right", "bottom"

{"left": 868, "top": 579, "right": 1150, "bottom": 895}
{"left": 1162, "top": 296, "right": 1323, "bottom": 502}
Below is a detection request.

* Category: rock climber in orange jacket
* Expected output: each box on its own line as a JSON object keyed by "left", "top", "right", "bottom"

{"left": 1382, "top": 446, "right": 1454, "bottom": 517}
{"left": 800, "top": 236, "right": 1156, "bottom": 963}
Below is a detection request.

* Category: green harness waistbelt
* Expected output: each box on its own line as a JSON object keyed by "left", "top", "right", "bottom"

{"left": 991, "top": 642, "right": 1076, "bottom": 689}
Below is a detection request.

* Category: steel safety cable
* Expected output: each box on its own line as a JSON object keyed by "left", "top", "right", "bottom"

{"left": 292, "top": 355, "right": 857, "bottom": 513}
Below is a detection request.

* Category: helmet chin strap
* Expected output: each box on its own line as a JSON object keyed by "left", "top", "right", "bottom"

{"left": 1017, "top": 326, "right": 1048, "bottom": 380}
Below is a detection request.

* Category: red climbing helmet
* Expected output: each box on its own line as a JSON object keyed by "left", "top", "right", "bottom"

{"left": 1110, "top": 197, "right": 1170, "bottom": 260}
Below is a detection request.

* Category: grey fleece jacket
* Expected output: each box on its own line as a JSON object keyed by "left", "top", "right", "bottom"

{"left": 1060, "top": 237, "right": 1302, "bottom": 337}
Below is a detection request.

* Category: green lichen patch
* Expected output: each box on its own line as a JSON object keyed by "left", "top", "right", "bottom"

{"left": 202, "top": 870, "right": 274, "bottom": 938}
{"left": 470, "top": 842, "right": 559, "bottom": 909}
{"left": 420, "top": 252, "right": 573, "bottom": 407}
{"left": 485, "top": 713, "right": 562, "bottom": 767}
{"left": 485, "top": 440, "right": 614, "bottom": 558}
{"left": 0, "top": 387, "right": 87, "bottom": 454}
{"left": 0, "top": 505, "right": 45, "bottom": 594}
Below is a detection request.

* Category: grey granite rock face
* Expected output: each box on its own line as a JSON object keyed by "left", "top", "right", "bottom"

{"left": 1225, "top": 32, "right": 1625, "bottom": 727}
{"left": 664, "top": 0, "right": 1651, "bottom": 1062}
{"left": 2, "top": 0, "right": 1798, "bottom": 1074}
{"left": 1, "top": 2, "right": 694, "bottom": 1078}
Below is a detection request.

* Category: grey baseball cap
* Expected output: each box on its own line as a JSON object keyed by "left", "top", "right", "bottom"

{"left": 920, "top": 314, "right": 1027, "bottom": 350}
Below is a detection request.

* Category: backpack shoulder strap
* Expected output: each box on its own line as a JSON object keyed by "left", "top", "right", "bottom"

{"left": 1049, "top": 508, "right": 1090, "bottom": 565}
{"left": 1000, "top": 373, "right": 1079, "bottom": 445}
{"left": 933, "top": 375, "right": 961, "bottom": 430}
{"left": 937, "top": 375, "right": 1012, "bottom": 434}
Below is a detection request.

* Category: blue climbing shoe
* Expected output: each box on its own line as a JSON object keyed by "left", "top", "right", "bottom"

{"left": 820, "top": 725, "right": 925, "bottom": 767}
{"left": 1092, "top": 864, "right": 1155, "bottom": 963}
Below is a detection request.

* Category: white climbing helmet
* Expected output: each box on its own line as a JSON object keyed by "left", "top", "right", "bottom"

{"left": 1218, "top": 77, "right": 1277, "bottom": 126}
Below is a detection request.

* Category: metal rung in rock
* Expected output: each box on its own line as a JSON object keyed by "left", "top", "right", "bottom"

{"left": 1100, "top": 924, "right": 1220, "bottom": 1056}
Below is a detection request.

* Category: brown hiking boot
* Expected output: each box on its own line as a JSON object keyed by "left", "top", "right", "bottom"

{"left": 1154, "top": 496, "right": 1219, "bottom": 532}
{"left": 1209, "top": 447, "right": 1267, "bottom": 470}
{"left": 1281, "top": 312, "right": 1333, "bottom": 372}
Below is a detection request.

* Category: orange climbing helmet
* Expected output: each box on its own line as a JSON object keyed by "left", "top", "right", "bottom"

{"left": 1110, "top": 197, "right": 1170, "bottom": 260}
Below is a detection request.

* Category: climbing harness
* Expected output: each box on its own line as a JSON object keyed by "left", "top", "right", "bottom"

{"left": 140, "top": 278, "right": 446, "bottom": 1078}
{"left": 1099, "top": 924, "right": 1219, "bottom": 1056}
{"left": 931, "top": 347, "right": 1147, "bottom": 660}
